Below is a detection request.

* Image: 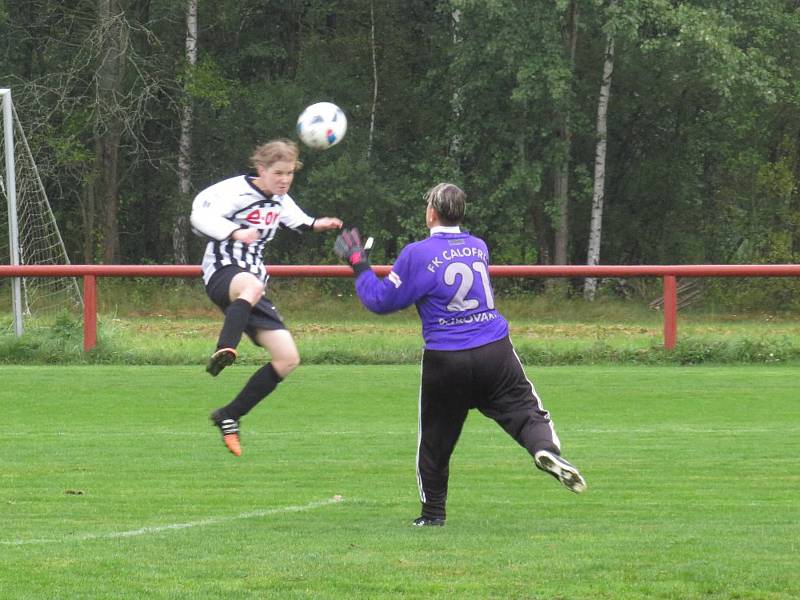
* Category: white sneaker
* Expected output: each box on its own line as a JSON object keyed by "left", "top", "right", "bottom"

{"left": 534, "top": 450, "right": 587, "bottom": 493}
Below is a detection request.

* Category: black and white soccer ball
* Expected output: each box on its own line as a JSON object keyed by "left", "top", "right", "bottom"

{"left": 296, "top": 102, "right": 347, "bottom": 150}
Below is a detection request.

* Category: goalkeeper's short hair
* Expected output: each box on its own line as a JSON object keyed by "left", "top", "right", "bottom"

{"left": 425, "top": 183, "right": 465, "bottom": 226}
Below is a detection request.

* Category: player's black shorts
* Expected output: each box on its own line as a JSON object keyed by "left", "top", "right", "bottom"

{"left": 205, "top": 265, "right": 286, "bottom": 344}
{"left": 421, "top": 335, "right": 541, "bottom": 416}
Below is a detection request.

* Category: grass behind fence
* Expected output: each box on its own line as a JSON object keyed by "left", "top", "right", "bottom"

{"left": 2, "top": 364, "right": 799, "bottom": 599}
{"left": 2, "top": 278, "right": 800, "bottom": 365}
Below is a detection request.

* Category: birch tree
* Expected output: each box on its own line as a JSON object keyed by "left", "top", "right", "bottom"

{"left": 584, "top": 2, "right": 616, "bottom": 301}
{"left": 366, "top": 0, "right": 378, "bottom": 160}
{"left": 449, "top": 7, "right": 464, "bottom": 161}
{"left": 174, "top": 0, "right": 198, "bottom": 264}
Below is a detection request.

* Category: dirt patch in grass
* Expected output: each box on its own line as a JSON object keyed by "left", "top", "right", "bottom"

{"left": 512, "top": 323, "right": 657, "bottom": 338}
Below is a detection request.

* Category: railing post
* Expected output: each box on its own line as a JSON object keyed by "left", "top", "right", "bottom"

{"left": 83, "top": 275, "right": 97, "bottom": 352}
{"left": 663, "top": 275, "right": 677, "bottom": 350}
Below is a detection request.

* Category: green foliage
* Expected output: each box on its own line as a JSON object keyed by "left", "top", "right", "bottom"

{"left": 704, "top": 276, "right": 800, "bottom": 314}
{"left": 2, "top": 0, "right": 800, "bottom": 305}
{"left": 602, "top": 0, "right": 800, "bottom": 269}
{"left": 180, "top": 57, "right": 233, "bottom": 110}
{"left": 50, "top": 311, "right": 82, "bottom": 338}
{"left": 46, "top": 128, "right": 92, "bottom": 167}
{"left": 0, "top": 312, "right": 85, "bottom": 364}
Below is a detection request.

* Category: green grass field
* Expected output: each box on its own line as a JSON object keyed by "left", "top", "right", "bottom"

{"left": 2, "top": 364, "right": 798, "bottom": 599}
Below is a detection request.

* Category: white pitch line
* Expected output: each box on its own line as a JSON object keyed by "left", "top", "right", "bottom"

{"left": 1, "top": 495, "right": 344, "bottom": 547}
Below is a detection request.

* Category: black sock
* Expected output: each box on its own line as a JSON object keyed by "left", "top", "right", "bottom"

{"left": 216, "top": 298, "right": 252, "bottom": 350}
{"left": 224, "top": 363, "right": 283, "bottom": 418}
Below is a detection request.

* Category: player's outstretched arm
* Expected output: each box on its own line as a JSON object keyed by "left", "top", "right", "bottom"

{"left": 335, "top": 230, "right": 416, "bottom": 315}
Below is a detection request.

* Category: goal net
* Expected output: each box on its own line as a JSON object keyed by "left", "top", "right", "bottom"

{"left": 1, "top": 89, "right": 82, "bottom": 334}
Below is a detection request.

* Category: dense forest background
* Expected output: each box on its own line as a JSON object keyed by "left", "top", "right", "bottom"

{"left": 1, "top": 0, "right": 799, "bottom": 305}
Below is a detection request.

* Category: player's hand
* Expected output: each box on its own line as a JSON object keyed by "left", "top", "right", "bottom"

{"left": 334, "top": 228, "right": 370, "bottom": 274}
{"left": 313, "top": 217, "right": 343, "bottom": 232}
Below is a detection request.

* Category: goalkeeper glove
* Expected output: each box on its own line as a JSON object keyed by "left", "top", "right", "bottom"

{"left": 334, "top": 228, "right": 371, "bottom": 275}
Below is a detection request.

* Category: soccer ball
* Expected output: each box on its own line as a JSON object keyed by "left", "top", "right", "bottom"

{"left": 296, "top": 102, "right": 347, "bottom": 150}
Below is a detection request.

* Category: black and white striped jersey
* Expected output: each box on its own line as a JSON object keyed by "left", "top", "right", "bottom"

{"left": 190, "top": 175, "right": 315, "bottom": 285}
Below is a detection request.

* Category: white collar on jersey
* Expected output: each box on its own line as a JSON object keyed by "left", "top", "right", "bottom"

{"left": 430, "top": 225, "right": 461, "bottom": 236}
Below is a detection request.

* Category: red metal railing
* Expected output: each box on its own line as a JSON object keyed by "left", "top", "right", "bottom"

{"left": 2, "top": 263, "right": 800, "bottom": 352}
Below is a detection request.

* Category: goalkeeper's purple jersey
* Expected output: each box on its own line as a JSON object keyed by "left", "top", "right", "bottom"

{"left": 355, "top": 228, "right": 509, "bottom": 351}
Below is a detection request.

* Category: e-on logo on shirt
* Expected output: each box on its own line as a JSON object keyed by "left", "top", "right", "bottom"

{"left": 243, "top": 209, "right": 279, "bottom": 227}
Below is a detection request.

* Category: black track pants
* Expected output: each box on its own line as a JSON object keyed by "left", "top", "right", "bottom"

{"left": 416, "top": 336, "right": 560, "bottom": 520}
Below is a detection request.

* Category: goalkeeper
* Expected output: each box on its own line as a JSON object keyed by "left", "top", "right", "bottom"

{"left": 334, "top": 183, "right": 586, "bottom": 527}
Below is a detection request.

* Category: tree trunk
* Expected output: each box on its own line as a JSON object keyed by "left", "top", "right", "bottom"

{"left": 553, "top": 0, "right": 578, "bottom": 267}
{"left": 98, "top": 127, "right": 121, "bottom": 264}
{"left": 81, "top": 183, "right": 96, "bottom": 264}
{"left": 531, "top": 201, "right": 552, "bottom": 265}
{"left": 366, "top": 0, "right": 378, "bottom": 160}
{"left": 174, "top": 0, "right": 198, "bottom": 264}
{"left": 449, "top": 8, "right": 464, "bottom": 160}
{"left": 584, "top": 19, "right": 615, "bottom": 301}
{"left": 96, "top": 0, "right": 126, "bottom": 264}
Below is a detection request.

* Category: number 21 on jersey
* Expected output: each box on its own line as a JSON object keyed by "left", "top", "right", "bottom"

{"left": 443, "top": 261, "right": 495, "bottom": 312}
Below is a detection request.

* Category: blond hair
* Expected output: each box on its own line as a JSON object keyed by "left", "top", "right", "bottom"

{"left": 250, "top": 139, "right": 303, "bottom": 171}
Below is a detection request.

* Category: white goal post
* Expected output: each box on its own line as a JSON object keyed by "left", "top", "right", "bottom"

{"left": 1, "top": 89, "right": 23, "bottom": 335}
{"left": 1, "top": 88, "right": 82, "bottom": 336}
